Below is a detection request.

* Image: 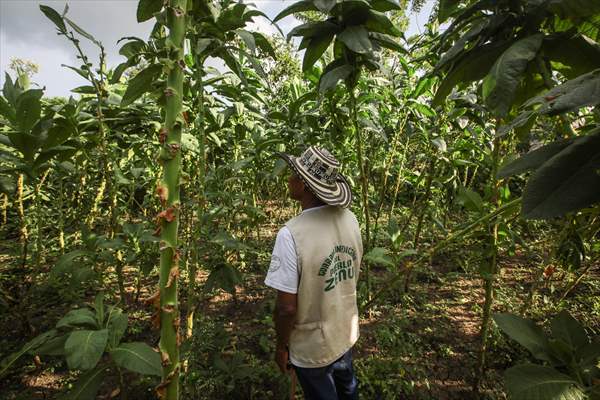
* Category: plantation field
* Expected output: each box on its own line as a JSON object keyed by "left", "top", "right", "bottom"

{"left": 1, "top": 0, "right": 600, "bottom": 399}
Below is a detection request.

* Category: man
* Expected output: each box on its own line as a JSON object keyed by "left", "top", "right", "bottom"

{"left": 265, "top": 146, "right": 363, "bottom": 400}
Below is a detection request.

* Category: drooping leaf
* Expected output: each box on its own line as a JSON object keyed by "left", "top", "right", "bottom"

{"left": 64, "top": 329, "right": 108, "bottom": 371}
{"left": 438, "top": 0, "right": 461, "bottom": 23}
{"left": 543, "top": 34, "right": 600, "bottom": 79}
{"left": 550, "top": 311, "right": 589, "bottom": 352}
{"left": 370, "top": 32, "right": 406, "bottom": 53}
{"left": 111, "top": 342, "right": 161, "bottom": 376}
{"left": 498, "top": 138, "right": 576, "bottom": 178}
{"left": 365, "top": 10, "right": 400, "bottom": 36}
{"left": 16, "top": 89, "right": 44, "bottom": 134}
{"left": 303, "top": 33, "right": 334, "bottom": 72}
{"left": 338, "top": 25, "right": 373, "bottom": 54}
{"left": 493, "top": 313, "right": 552, "bottom": 361}
{"left": 39, "top": 5, "right": 66, "bottom": 33}
{"left": 2, "top": 72, "right": 18, "bottom": 106}
{"left": 273, "top": 0, "right": 318, "bottom": 22}
{"left": 522, "top": 130, "right": 600, "bottom": 219}
{"left": 0, "top": 330, "right": 58, "bottom": 377}
{"left": 456, "top": 187, "right": 483, "bottom": 212}
{"left": 549, "top": 0, "right": 600, "bottom": 20}
{"left": 287, "top": 21, "right": 338, "bottom": 41}
{"left": 505, "top": 364, "right": 585, "bottom": 400}
{"left": 56, "top": 308, "right": 99, "bottom": 330}
{"left": 437, "top": 19, "right": 487, "bottom": 70}
{"left": 319, "top": 64, "right": 354, "bottom": 93}
{"left": 36, "top": 334, "right": 68, "bottom": 356}
{"left": 136, "top": 0, "right": 163, "bottom": 22}
{"left": 371, "top": 0, "right": 401, "bottom": 12}
{"left": 121, "top": 64, "right": 162, "bottom": 107}
{"left": 252, "top": 32, "right": 276, "bottom": 59}
{"left": 363, "top": 247, "right": 395, "bottom": 267}
{"left": 482, "top": 34, "right": 544, "bottom": 117}
{"left": 433, "top": 42, "right": 510, "bottom": 106}
{"left": 64, "top": 17, "right": 102, "bottom": 47}
{"left": 314, "top": 0, "right": 336, "bottom": 13}
{"left": 523, "top": 68, "right": 600, "bottom": 116}
{"left": 58, "top": 366, "right": 105, "bottom": 400}
{"left": 204, "top": 263, "right": 243, "bottom": 295}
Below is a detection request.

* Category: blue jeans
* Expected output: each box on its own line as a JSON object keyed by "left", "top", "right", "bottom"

{"left": 293, "top": 349, "right": 358, "bottom": 400}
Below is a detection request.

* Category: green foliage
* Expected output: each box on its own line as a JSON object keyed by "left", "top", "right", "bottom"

{"left": 493, "top": 311, "right": 600, "bottom": 400}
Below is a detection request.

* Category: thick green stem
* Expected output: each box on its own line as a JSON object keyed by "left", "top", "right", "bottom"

{"left": 157, "top": 2, "right": 186, "bottom": 398}
{"left": 187, "top": 59, "right": 206, "bottom": 339}
{"left": 349, "top": 86, "right": 371, "bottom": 300}
{"left": 17, "top": 174, "right": 28, "bottom": 267}
{"left": 474, "top": 135, "right": 502, "bottom": 393}
{"left": 58, "top": 178, "right": 65, "bottom": 253}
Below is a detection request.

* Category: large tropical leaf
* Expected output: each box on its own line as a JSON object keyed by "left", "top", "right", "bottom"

{"left": 303, "top": 33, "right": 334, "bottom": 72}
{"left": 287, "top": 21, "right": 338, "bottom": 40}
{"left": 319, "top": 63, "right": 354, "bottom": 93}
{"left": 110, "top": 342, "right": 162, "bottom": 376}
{"left": 338, "top": 25, "right": 373, "bottom": 54}
{"left": 56, "top": 309, "right": 99, "bottom": 330}
{"left": 482, "top": 34, "right": 544, "bottom": 117}
{"left": 371, "top": 0, "right": 401, "bottom": 12}
{"left": 498, "top": 138, "right": 576, "bottom": 178}
{"left": 121, "top": 64, "right": 162, "bottom": 107}
{"left": 523, "top": 68, "right": 600, "bottom": 116}
{"left": 493, "top": 313, "right": 552, "bottom": 361}
{"left": 543, "top": 34, "right": 600, "bottom": 79}
{"left": 15, "top": 89, "right": 44, "bottom": 134}
{"left": 548, "top": 0, "right": 600, "bottom": 20}
{"left": 58, "top": 366, "right": 105, "bottom": 400}
{"left": 273, "top": 0, "right": 318, "bottom": 22}
{"left": 369, "top": 32, "right": 406, "bottom": 53}
{"left": 505, "top": 364, "right": 585, "bottom": 400}
{"left": 136, "top": 0, "right": 163, "bottom": 22}
{"left": 437, "top": 19, "right": 488, "bottom": 70}
{"left": 64, "top": 330, "right": 108, "bottom": 371}
{"left": 0, "top": 330, "right": 58, "bottom": 377}
{"left": 522, "top": 129, "right": 600, "bottom": 219}
{"left": 550, "top": 311, "right": 589, "bottom": 352}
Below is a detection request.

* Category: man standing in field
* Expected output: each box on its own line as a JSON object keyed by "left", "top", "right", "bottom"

{"left": 265, "top": 146, "right": 363, "bottom": 399}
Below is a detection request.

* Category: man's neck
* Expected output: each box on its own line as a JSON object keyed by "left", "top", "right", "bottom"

{"left": 300, "top": 197, "right": 326, "bottom": 211}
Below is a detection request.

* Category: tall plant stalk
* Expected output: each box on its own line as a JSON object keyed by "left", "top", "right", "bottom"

{"left": 17, "top": 174, "right": 28, "bottom": 267}
{"left": 155, "top": 1, "right": 187, "bottom": 398}
{"left": 474, "top": 134, "right": 502, "bottom": 392}
{"left": 186, "top": 58, "right": 206, "bottom": 339}
{"left": 349, "top": 85, "right": 371, "bottom": 298}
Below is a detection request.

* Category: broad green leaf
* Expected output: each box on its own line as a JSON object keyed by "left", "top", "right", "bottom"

{"left": 457, "top": 187, "right": 483, "bottom": 212}
{"left": 363, "top": 247, "right": 395, "bottom": 267}
{"left": 64, "top": 329, "right": 108, "bottom": 371}
{"left": 433, "top": 42, "right": 510, "bottom": 106}
{"left": 236, "top": 29, "right": 256, "bottom": 53}
{"left": 370, "top": 33, "right": 406, "bottom": 53}
{"left": 371, "top": 0, "right": 401, "bottom": 12}
{"left": 110, "top": 342, "right": 161, "bottom": 376}
{"left": 549, "top": 0, "right": 600, "bottom": 19}
{"left": 505, "top": 364, "right": 584, "bottom": 400}
{"left": 204, "top": 263, "right": 243, "bottom": 295}
{"left": 52, "top": 250, "right": 90, "bottom": 277}
{"left": 118, "top": 40, "right": 146, "bottom": 59}
{"left": 58, "top": 366, "right": 105, "bottom": 400}
{"left": 16, "top": 89, "right": 43, "bottom": 133}
{"left": 550, "top": 312, "right": 589, "bottom": 352}
{"left": 0, "top": 330, "right": 58, "bottom": 377}
{"left": 0, "top": 175, "right": 16, "bottom": 195}
{"left": 36, "top": 334, "right": 68, "bottom": 356}
{"left": 482, "top": 34, "right": 544, "bottom": 117}
{"left": 338, "top": 25, "right": 373, "bottom": 54}
{"left": 288, "top": 21, "right": 338, "bottom": 40}
{"left": 0, "top": 96, "right": 16, "bottom": 124}
{"left": 314, "top": 0, "right": 336, "bottom": 13}
{"left": 319, "top": 64, "right": 353, "bottom": 93}
{"left": 522, "top": 130, "right": 600, "bottom": 219}
{"left": 3, "top": 72, "right": 18, "bottom": 106}
{"left": 39, "top": 5, "right": 66, "bottom": 32}
{"left": 577, "top": 340, "right": 600, "bottom": 367}
{"left": 365, "top": 10, "right": 400, "bottom": 36}
{"left": 137, "top": 0, "right": 163, "bottom": 22}
{"left": 498, "top": 138, "right": 576, "bottom": 178}
{"left": 543, "top": 34, "right": 600, "bottom": 79}
{"left": 493, "top": 313, "right": 551, "bottom": 361}
{"left": 252, "top": 32, "right": 276, "bottom": 59}
{"left": 106, "top": 306, "right": 128, "bottom": 348}
{"left": 302, "top": 33, "right": 334, "bottom": 72}
{"left": 121, "top": 64, "right": 162, "bottom": 107}
{"left": 57, "top": 308, "right": 99, "bottom": 330}
{"left": 71, "top": 86, "right": 96, "bottom": 95}
{"left": 437, "top": 19, "right": 487, "bottom": 69}
{"left": 110, "top": 62, "right": 130, "bottom": 84}
{"left": 438, "top": 0, "right": 461, "bottom": 23}
{"left": 524, "top": 68, "right": 600, "bottom": 116}
{"left": 273, "top": 0, "right": 318, "bottom": 22}
{"left": 8, "top": 131, "right": 41, "bottom": 161}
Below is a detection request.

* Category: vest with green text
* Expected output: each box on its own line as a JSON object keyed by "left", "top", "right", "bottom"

{"left": 286, "top": 206, "right": 363, "bottom": 368}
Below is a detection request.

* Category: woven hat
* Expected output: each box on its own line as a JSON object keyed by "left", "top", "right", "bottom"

{"left": 278, "top": 146, "right": 352, "bottom": 208}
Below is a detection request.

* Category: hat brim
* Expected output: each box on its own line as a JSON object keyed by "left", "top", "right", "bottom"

{"left": 277, "top": 152, "right": 352, "bottom": 208}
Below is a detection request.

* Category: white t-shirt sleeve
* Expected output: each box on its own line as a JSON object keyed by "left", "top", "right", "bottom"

{"left": 265, "top": 226, "right": 298, "bottom": 294}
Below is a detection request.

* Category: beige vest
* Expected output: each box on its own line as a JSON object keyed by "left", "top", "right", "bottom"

{"left": 286, "top": 206, "right": 363, "bottom": 368}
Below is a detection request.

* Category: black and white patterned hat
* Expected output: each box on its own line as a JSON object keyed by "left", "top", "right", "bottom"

{"left": 278, "top": 146, "right": 352, "bottom": 208}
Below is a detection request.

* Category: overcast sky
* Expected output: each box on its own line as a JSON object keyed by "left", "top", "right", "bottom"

{"left": 0, "top": 0, "right": 433, "bottom": 97}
